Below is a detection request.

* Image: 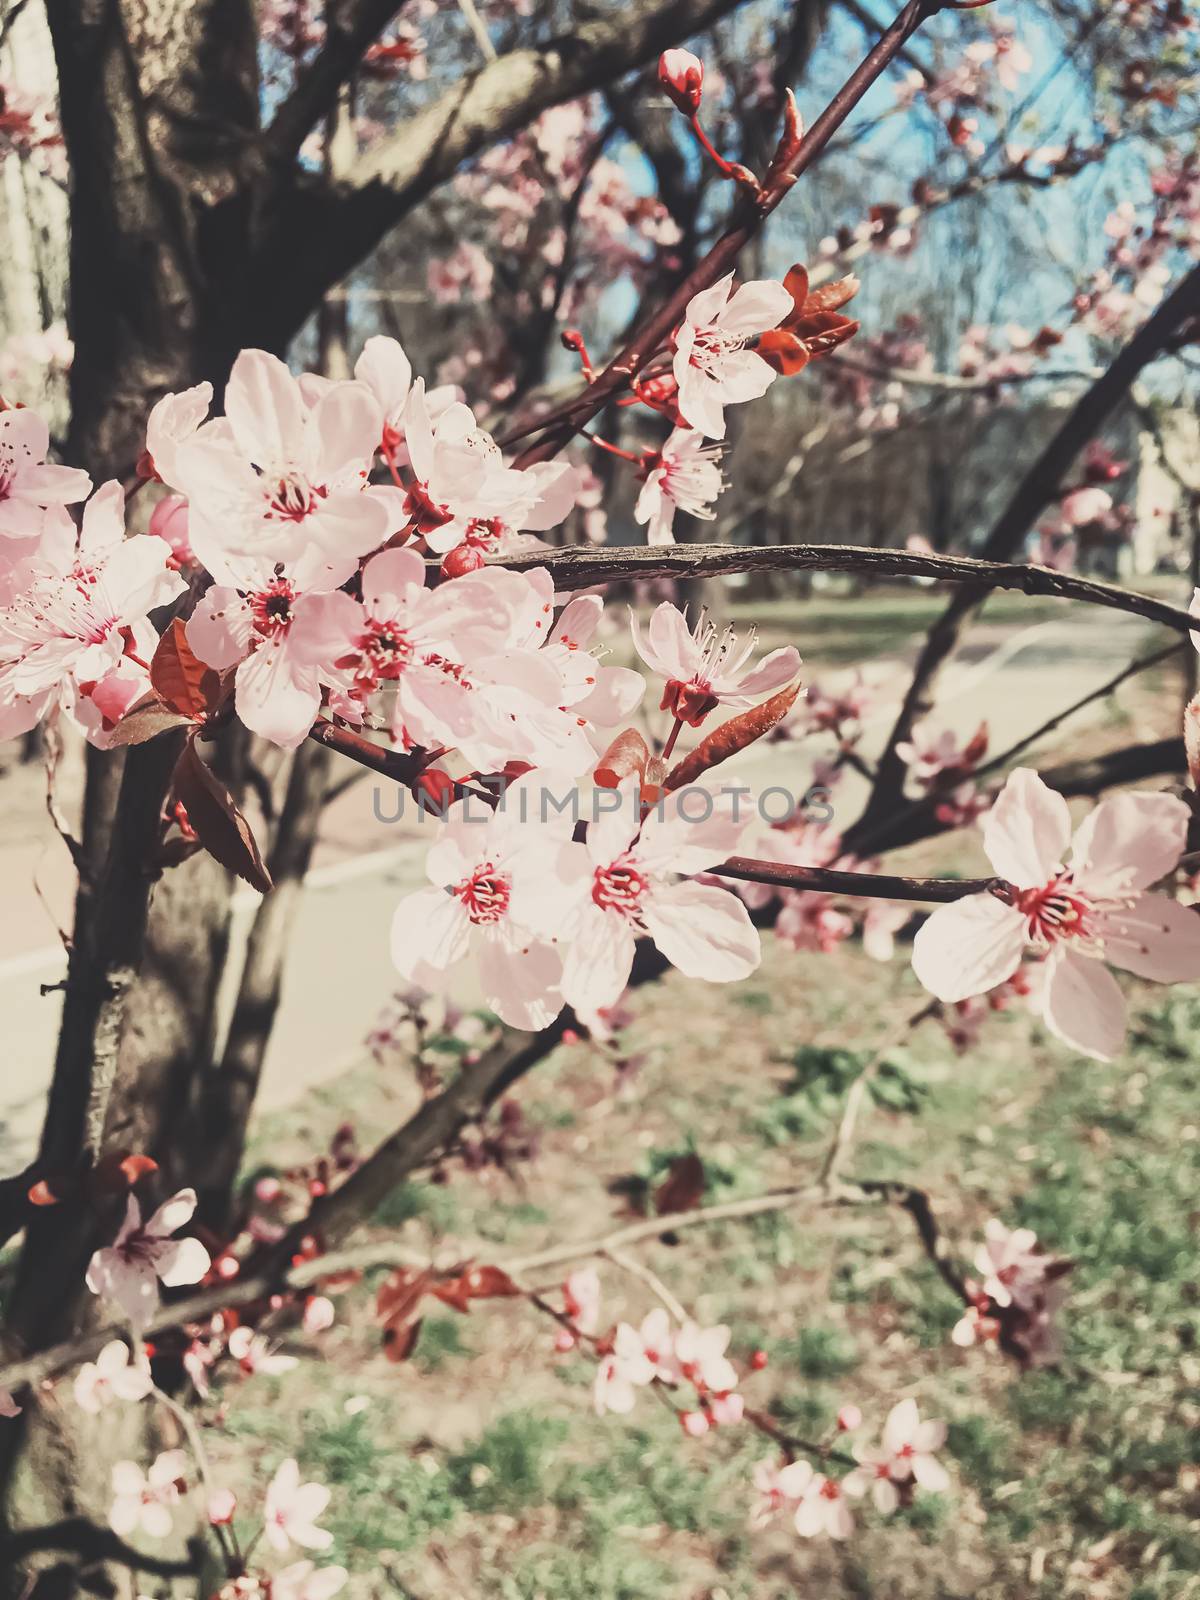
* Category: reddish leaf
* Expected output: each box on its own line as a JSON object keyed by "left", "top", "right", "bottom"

{"left": 93, "top": 1152, "right": 159, "bottom": 1195}
{"left": 654, "top": 1153, "right": 706, "bottom": 1215}
{"left": 376, "top": 1266, "right": 431, "bottom": 1323}
{"left": 434, "top": 1264, "right": 522, "bottom": 1312}
{"left": 106, "top": 698, "right": 192, "bottom": 747}
{"left": 28, "top": 1176, "right": 72, "bottom": 1207}
{"left": 782, "top": 262, "right": 809, "bottom": 315}
{"left": 377, "top": 1266, "right": 431, "bottom": 1361}
{"left": 664, "top": 682, "right": 801, "bottom": 791}
{"left": 803, "top": 274, "right": 860, "bottom": 317}
{"left": 150, "top": 619, "right": 223, "bottom": 719}
{"left": 382, "top": 1316, "right": 423, "bottom": 1363}
{"left": 758, "top": 329, "right": 810, "bottom": 377}
{"left": 172, "top": 739, "right": 273, "bottom": 893}
{"left": 594, "top": 728, "right": 651, "bottom": 789}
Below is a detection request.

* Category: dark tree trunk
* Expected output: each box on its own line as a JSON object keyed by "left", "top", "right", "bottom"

{"left": 0, "top": 1, "right": 262, "bottom": 1588}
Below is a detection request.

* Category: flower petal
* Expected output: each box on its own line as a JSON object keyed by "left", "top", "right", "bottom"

{"left": 911, "top": 895, "right": 1026, "bottom": 1003}
{"left": 1097, "top": 893, "right": 1200, "bottom": 983}
{"left": 1069, "top": 791, "right": 1188, "bottom": 897}
{"left": 982, "top": 768, "right": 1072, "bottom": 888}
{"left": 640, "top": 880, "right": 760, "bottom": 982}
{"left": 1040, "top": 948, "right": 1127, "bottom": 1061}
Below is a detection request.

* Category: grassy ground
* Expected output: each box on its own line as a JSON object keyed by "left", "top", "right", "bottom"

{"left": 211, "top": 928, "right": 1200, "bottom": 1600}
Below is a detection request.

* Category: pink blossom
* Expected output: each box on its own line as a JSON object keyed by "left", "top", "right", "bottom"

{"left": 844, "top": 1399, "right": 949, "bottom": 1512}
{"left": 751, "top": 1457, "right": 815, "bottom": 1526}
{"left": 168, "top": 349, "right": 388, "bottom": 579}
{"left": 972, "top": 1218, "right": 1052, "bottom": 1310}
{"left": 673, "top": 1320, "right": 738, "bottom": 1395}
{"left": 264, "top": 1458, "right": 333, "bottom": 1553}
{"left": 228, "top": 1326, "right": 299, "bottom": 1376}
{"left": 562, "top": 1268, "right": 601, "bottom": 1337}
{"left": 634, "top": 429, "right": 725, "bottom": 545}
{"left": 391, "top": 771, "right": 586, "bottom": 1031}
{"left": 303, "top": 1296, "right": 336, "bottom": 1334}
{"left": 788, "top": 1460, "right": 864, "bottom": 1539}
{"left": 108, "top": 1450, "right": 188, "bottom": 1541}
{"left": 593, "top": 1307, "right": 678, "bottom": 1414}
{"left": 272, "top": 1563, "right": 349, "bottom": 1600}
{"left": 0, "top": 405, "right": 90, "bottom": 543}
{"left": 631, "top": 601, "right": 800, "bottom": 726}
{"left": 351, "top": 335, "right": 460, "bottom": 463}
{"left": 144, "top": 382, "right": 212, "bottom": 484}
{"left": 672, "top": 274, "right": 793, "bottom": 438}
{"left": 0, "top": 482, "right": 184, "bottom": 744}
{"left": 911, "top": 769, "right": 1200, "bottom": 1060}
{"left": 147, "top": 494, "right": 192, "bottom": 566}
{"left": 559, "top": 778, "right": 760, "bottom": 1015}
{"left": 207, "top": 1488, "right": 237, "bottom": 1525}
{"left": 86, "top": 1188, "right": 212, "bottom": 1329}
{"left": 1060, "top": 487, "right": 1113, "bottom": 527}
{"left": 187, "top": 559, "right": 360, "bottom": 749}
{"left": 73, "top": 1339, "right": 153, "bottom": 1413}
{"left": 328, "top": 546, "right": 523, "bottom": 758}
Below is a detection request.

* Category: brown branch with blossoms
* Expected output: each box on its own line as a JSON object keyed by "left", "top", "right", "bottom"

{"left": 511, "top": 0, "right": 945, "bottom": 466}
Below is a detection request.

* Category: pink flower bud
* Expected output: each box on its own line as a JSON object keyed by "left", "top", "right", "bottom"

{"left": 680, "top": 1410, "right": 710, "bottom": 1437}
{"left": 147, "top": 493, "right": 192, "bottom": 564}
{"left": 658, "top": 49, "right": 704, "bottom": 116}
{"left": 553, "top": 1327, "right": 576, "bottom": 1353}
{"left": 836, "top": 1403, "right": 863, "bottom": 1432}
{"left": 709, "top": 1392, "right": 744, "bottom": 1426}
{"left": 255, "top": 1176, "right": 282, "bottom": 1204}
{"left": 303, "top": 1295, "right": 335, "bottom": 1334}
{"left": 207, "top": 1488, "right": 236, "bottom": 1525}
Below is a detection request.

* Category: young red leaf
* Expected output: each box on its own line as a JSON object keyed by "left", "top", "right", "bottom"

{"left": 382, "top": 1316, "right": 423, "bottom": 1363}
{"left": 105, "top": 698, "right": 193, "bottom": 747}
{"left": 172, "top": 739, "right": 273, "bottom": 894}
{"left": 376, "top": 1266, "right": 431, "bottom": 1323}
{"left": 28, "top": 1176, "right": 73, "bottom": 1207}
{"left": 782, "top": 262, "right": 809, "bottom": 316}
{"left": 664, "top": 682, "right": 801, "bottom": 791}
{"left": 757, "top": 329, "right": 810, "bottom": 376}
{"left": 803, "top": 274, "right": 860, "bottom": 317}
{"left": 150, "top": 619, "right": 223, "bottom": 720}
{"left": 654, "top": 1152, "right": 706, "bottom": 1215}
{"left": 594, "top": 728, "right": 651, "bottom": 789}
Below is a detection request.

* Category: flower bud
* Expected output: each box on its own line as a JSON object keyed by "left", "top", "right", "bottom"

{"left": 680, "top": 1409, "right": 710, "bottom": 1437}
{"left": 836, "top": 1403, "right": 863, "bottom": 1432}
{"left": 658, "top": 49, "right": 704, "bottom": 116}
{"left": 208, "top": 1488, "right": 236, "bottom": 1525}
{"left": 440, "top": 542, "right": 486, "bottom": 579}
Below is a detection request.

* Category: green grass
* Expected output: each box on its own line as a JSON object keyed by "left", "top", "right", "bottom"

{"left": 212, "top": 950, "right": 1200, "bottom": 1599}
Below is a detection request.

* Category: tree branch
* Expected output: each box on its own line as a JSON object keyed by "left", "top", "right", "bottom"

{"left": 855, "top": 258, "right": 1200, "bottom": 835}
{"left": 511, "top": 0, "right": 942, "bottom": 465}
{"left": 250, "top": 0, "right": 771, "bottom": 348}
{"left": 487, "top": 541, "right": 1200, "bottom": 635}
{"left": 259, "top": 0, "right": 410, "bottom": 166}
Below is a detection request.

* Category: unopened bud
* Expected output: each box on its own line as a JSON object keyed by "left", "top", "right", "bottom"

{"left": 836, "top": 1403, "right": 863, "bottom": 1432}
{"left": 658, "top": 49, "right": 704, "bottom": 116}
{"left": 440, "top": 542, "right": 485, "bottom": 579}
